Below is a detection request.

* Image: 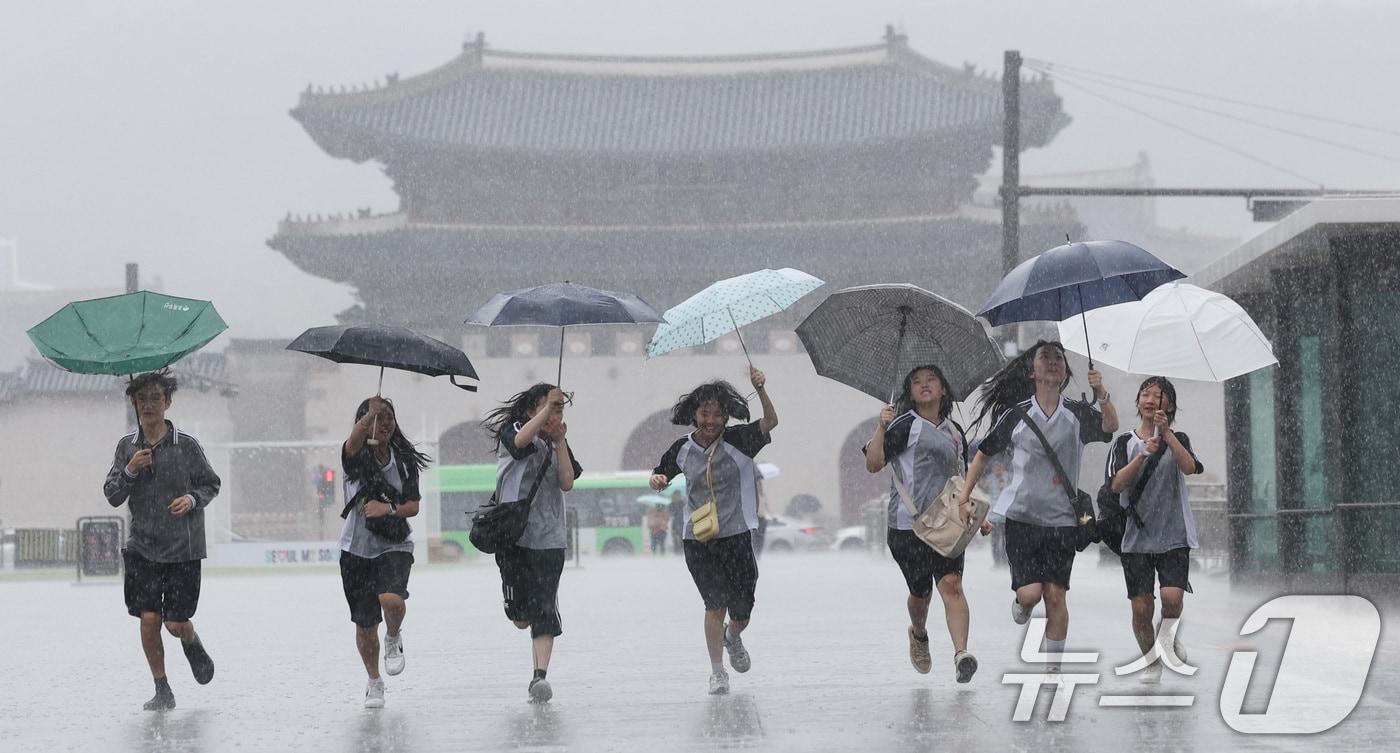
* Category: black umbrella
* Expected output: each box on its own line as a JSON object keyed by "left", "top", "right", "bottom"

{"left": 287, "top": 324, "right": 479, "bottom": 443}
{"left": 795, "top": 284, "right": 1004, "bottom": 403}
{"left": 976, "top": 240, "right": 1185, "bottom": 369}
{"left": 468, "top": 281, "right": 664, "bottom": 385}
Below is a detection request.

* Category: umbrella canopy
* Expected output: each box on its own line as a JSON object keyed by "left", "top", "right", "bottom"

{"left": 1056, "top": 282, "right": 1277, "bottom": 382}
{"left": 468, "top": 281, "right": 664, "bottom": 385}
{"left": 646, "top": 268, "right": 824, "bottom": 361}
{"left": 977, "top": 240, "right": 1185, "bottom": 327}
{"left": 286, "top": 324, "right": 479, "bottom": 391}
{"left": 470, "top": 281, "right": 664, "bottom": 328}
{"left": 27, "top": 290, "right": 227, "bottom": 375}
{"left": 795, "top": 284, "right": 1004, "bottom": 402}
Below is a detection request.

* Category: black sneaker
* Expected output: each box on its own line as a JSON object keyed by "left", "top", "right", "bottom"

{"left": 143, "top": 679, "right": 176, "bottom": 711}
{"left": 182, "top": 635, "right": 215, "bottom": 685}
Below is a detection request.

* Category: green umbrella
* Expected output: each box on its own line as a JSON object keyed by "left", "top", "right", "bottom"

{"left": 27, "top": 290, "right": 228, "bottom": 375}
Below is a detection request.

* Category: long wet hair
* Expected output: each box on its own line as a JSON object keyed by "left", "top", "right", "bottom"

{"left": 353, "top": 397, "right": 431, "bottom": 471}
{"left": 970, "top": 340, "right": 1074, "bottom": 432}
{"left": 1136, "top": 376, "right": 1179, "bottom": 425}
{"left": 669, "top": 380, "right": 750, "bottom": 426}
{"left": 894, "top": 364, "right": 955, "bottom": 422}
{"left": 483, "top": 383, "right": 556, "bottom": 451}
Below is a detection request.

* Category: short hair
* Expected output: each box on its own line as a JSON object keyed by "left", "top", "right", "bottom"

{"left": 125, "top": 370, "right": 178, "bottom": 400}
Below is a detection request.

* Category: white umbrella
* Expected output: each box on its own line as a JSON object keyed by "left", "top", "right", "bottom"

{"left": 1057, "top": 282, "right": 1277, "bottom": 383}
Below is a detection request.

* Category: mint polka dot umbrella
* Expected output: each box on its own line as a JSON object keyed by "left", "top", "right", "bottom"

{"left": 646, "top": 268, "right": 825, "bottom": 365}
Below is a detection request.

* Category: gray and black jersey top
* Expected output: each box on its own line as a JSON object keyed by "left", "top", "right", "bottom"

{"left": 863, "top": 411, "right": 967, "bottom": 530}
{"left": 653, "top": 421, "right": 770, "bottom": 541}
{"left": 977, "top": 397, "right": 1112, "bottom": 527}
{"left": 102, "top": 420, "right": 221, "bottom": 563}
{"left": 495, "top": 422, "right": 584, "bottom": 551}
{"left": 1106, "top": 430, "right": 1203, "bottom": 554}
{"left": 339, "top": 444, "right": 418, "bottom": 559}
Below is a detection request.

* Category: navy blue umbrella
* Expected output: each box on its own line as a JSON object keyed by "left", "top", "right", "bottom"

{"left": 976, "top": 240, "right": 1185, "bottom": 367}
{"left": 468, "top": 281, "right": 665, "bottom": 384}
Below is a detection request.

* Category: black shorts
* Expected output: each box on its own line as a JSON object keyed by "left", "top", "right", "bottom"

{"left": 887, "top": 528, "right": 964, "bottom": 598}
{"left": 1120, "top": 548, "right": 1194, "bottom": 598}
{"left": 1004, "top": 519, "right": 1077, "bottom": 591}
{"left": 123, "top": 549, "right": 201, "bottom": 622}
{"left": 683, "top": 531, "right": 759, "bottom": 621}
{"left": 496, "top": 545, "right": 565, "bottom": 638}
{"left": 339, "top": 550, "right": 413, "bottom": 627}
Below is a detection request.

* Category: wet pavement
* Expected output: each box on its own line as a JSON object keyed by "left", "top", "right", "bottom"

{"left": 2, "top": 545, "right": 1397, "bottom": 752}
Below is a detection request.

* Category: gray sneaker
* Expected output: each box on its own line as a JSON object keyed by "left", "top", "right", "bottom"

{"left": 723, "top": 623, "right": 751, "bottom": 673}
{"left": 708, "top": 669, "right": 730, "bottom": 695}
{"left": 1011, "top": 597, "right": 1032, "bottom": 625}
{"left": 954, "top": 651, "right": 979, "bottom": 683}
{"left": 528, "top": 677, "right": 553, "bottom": 704}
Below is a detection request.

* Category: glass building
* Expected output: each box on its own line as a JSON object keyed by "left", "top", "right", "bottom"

{"left": 1196, "top": 198, "right": 1400, "bottom": 595}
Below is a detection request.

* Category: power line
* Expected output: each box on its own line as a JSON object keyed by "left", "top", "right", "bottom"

{"left": 1027, "top": 64, "right": 1400, "bottom": 164}
{"left": 1026, "top": 57, "right": 1400, "bottom": 139}
{"left": 1044, "top": 74, "right": 1323, "bottom": 186}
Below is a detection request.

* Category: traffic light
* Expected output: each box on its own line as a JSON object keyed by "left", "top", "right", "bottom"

{"left": 314, "top": 465, "right": 337, "bottom": 507}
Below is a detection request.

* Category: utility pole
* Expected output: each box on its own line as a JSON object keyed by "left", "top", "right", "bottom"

{"left": 1000, "top": 51, "right": 1022, "bottom": 349}
{"left": 1000, "top": 50, "right": 1022, "bottom": 280}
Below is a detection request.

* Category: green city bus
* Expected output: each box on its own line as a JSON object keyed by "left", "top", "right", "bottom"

{"left": 437, "top": 464, "right": 685, "bottom": 558}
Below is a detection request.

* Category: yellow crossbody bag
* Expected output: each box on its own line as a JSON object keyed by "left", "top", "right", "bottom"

{"left": 690, "top": 441, "right": 721, "bottom": 542}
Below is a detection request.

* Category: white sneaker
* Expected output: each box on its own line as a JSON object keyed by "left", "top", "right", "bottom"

{"left": 954, "top": 651, "right": 979, "bottom": 683}
{"left": 708, "top": 669, "right": 730, "bottom": 695}
{"left": 1011, "top": 597, "right": 1032, "bottom": 625}
{"left": 908, "top": 627, "right": 932, "bottom": 674}
{"left": 723, "top": 623, "right": 751, "bottom": 673}
{"left": 383, "top": 632, "right": 405, "bottom": 676}
{"left": 364, "top": 678, "right": 385, "bottom": 708}
{"left": 528, "top": 677, "right": 553, "bottom": 704}
{"left": 1139, "top": 662, "right": 1162, "bottom": 685}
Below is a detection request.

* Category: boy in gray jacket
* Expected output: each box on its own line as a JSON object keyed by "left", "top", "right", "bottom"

{"left": 103, "top": 370, "right": 221, "bottom": 710}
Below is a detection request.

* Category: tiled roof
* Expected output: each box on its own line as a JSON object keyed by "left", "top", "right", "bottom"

{"left": 2, "top": 353, "right": 234, "bottom": 400}
{"left": 292, "top": 36, "right": 1065, "bottom": 159}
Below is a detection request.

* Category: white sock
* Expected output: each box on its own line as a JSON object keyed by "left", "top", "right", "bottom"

{"left": 711, "top": 661, "right": 724, "bottom": 674}
{"left": 368, "top": 676, "right": 384, "bottom": 686}
{"left": 1045, "top": 639, "right": 1065, "bottom": 671}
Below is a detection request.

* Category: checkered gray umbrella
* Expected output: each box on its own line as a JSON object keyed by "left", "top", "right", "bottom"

{"left": 795, "top": 284, "right": 1004, "bottom": 402}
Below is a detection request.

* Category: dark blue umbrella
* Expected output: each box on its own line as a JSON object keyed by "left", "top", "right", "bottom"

{"left": 976, "top": 240, "right": 1185, "bottom": 368}
{"left": 468, "top": 281, "right": 665, "bottom": 384}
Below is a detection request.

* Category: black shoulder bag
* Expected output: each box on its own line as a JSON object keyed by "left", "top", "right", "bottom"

{"left": 1096, "top": 435, "right": 1164, "bottom": 556}
{"left": 342, "top": 451, "right": 412, "bottom": 544}
{"left": 1012, "top": 405, "right": 1100, "bottom": 552}
{"left": 469, "top": 449, "right": 553, "bottom": 554}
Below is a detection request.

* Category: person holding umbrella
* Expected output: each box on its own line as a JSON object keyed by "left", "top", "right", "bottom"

{"left": 482, "top": 384, "right": 582, "bottom": 704}
{"left": 102, "top": 370, "right": 221, "bottom": 711}
{"left": 649, "top": 367, "right": 777, "bottom": 695}
{"left": 1106, "top": 377, "right": 1203, "bottom": 684}
{"left": 339, "top": 395, "right": 429, "bottom": 709}
{"left": 864, "top": 364, "right": 989, "bottom": 682}
{"left": 957, "top": 342, "right": 1117, "bottom": 675}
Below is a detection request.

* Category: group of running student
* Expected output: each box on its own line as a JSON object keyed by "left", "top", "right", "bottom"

{"left": 866, "top": 341, "right": 1200, "bottom": 685}
{"left": 104, "top": 340, "right": 1200, "bottom": 712}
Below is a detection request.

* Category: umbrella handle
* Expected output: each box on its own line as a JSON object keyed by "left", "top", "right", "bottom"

{"left": 726, "top": 307, "right": 753, "bottom": 368}
{"left": 368, "top": 367, "right": 384, "bottom": 445}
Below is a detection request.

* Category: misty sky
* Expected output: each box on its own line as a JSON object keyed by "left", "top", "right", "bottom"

{"left": 2, "top": 0, "right": 1396, "bottom": 339}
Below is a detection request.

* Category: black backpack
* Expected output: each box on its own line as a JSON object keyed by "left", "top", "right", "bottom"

{"left": 1096, "top": 433, "right": 1162, "bottom": 556}
{"left": 342, "top": 449, "right": 413, "bottom": 544}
